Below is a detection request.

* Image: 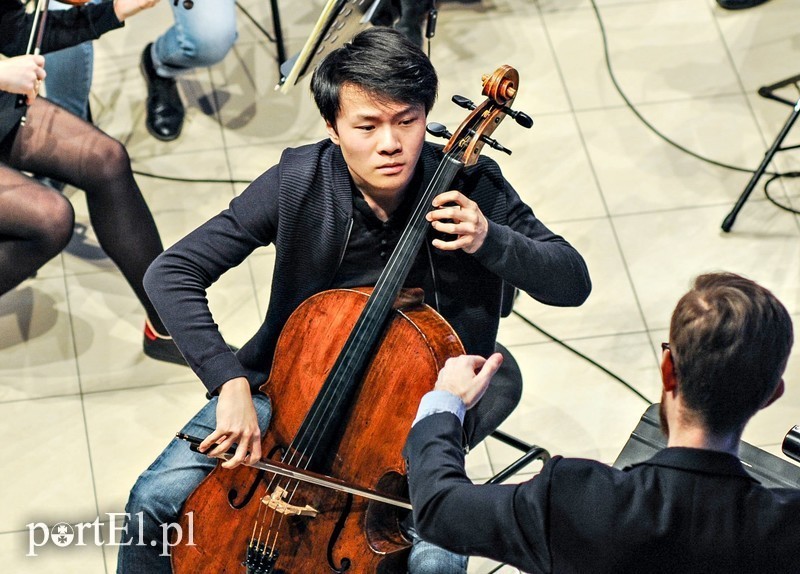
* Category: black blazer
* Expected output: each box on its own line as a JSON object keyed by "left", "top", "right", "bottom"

{"left": 405, "top": 412, "right": 800, "bottom": 573}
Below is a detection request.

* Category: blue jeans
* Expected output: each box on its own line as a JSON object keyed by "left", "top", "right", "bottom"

{"left": 116, "top": 393, "right": 272, "bottom": 574}
{"left": 151, "top": 0, "right": 237, "bottom": 78}
{"left": 408, "top": 526, "right": 469, "bottom": 574}
{"left": 43, "top": 0, "right": 96, "bottom": 119}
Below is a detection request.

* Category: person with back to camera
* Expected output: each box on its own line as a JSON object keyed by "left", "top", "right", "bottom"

{"left": 0, "top": 0, "right": 186, "bottom": 365}
{"left": 405, "top": 271, "right": 800, "bottom": 573}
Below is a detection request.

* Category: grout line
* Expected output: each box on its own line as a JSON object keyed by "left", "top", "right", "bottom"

{"left": 0, "top": 378, "right": 199, "bottom": 407}
{"left": 536, "top": 0, "right": 658, "bottom": 362}
{"left": 62, "top": 275, "right": 108, "bottom": 574}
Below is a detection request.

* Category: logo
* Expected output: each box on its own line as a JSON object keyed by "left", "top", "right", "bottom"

{"left": 50, "top": 523, "right": 75, "bottom": 547}
{"left": 26, "top": 512, "right": 194, "bottom": 557}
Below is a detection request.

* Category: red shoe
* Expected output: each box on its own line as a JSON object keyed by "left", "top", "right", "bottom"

{"left": 143, "top": 319, "right": 188, "bottom": 366}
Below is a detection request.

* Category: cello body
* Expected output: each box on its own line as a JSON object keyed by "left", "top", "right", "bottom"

{"left": 172, "top": 288, "right": 464, "bottom": 573}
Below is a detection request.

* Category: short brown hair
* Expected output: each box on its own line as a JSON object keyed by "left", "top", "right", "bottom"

{"left": 669, "top": 272, "right": 793, "bottom": 435}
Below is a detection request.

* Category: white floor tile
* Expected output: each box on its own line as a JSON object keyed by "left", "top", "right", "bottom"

{"left": 0, "top": 397, "right": 97, "bottom": 533}
{"left": 82, "top": 382, "right": 209, "bottom": 516}
{"left": 0, "top": 280, "right": 80, "bottom": 402}
{"left": 0, "top": 530, "right": 106, "bottom": 574}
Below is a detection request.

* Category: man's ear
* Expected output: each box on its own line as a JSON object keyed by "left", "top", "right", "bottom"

{"left": 326, "top": 121, "right": 340, "bottom": 145}
{"left": 661, "top": 348, "right": 678, "bottom": 394}
{"left": 762, "top": 379, "right": 785, "bottom": 410}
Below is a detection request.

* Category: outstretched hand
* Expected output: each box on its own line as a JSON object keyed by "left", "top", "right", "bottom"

{"left": 434, "top": 353, "right": 504, "bottom": 410}
{"left": 0, "top": 55, "right": 45, "bottom": 104}
{"left": 113, "top": 0, "right": 160, "bottom": 21}
{"left": 427, "top": 190, "right": 490, "bottom": 254}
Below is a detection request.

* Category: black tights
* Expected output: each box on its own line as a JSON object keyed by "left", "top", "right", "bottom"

{"left": 0, "top": 97, "right": 167, "bottom": 333}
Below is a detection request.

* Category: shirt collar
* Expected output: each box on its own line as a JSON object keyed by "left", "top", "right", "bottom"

{"left": 628, "top": 447, "right": 758, "bottom": 483}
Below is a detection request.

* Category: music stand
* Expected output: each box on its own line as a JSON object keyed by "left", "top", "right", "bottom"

{"left": 721, "top": 73, "right": 800, "bottom": 232}
{"left": 277, "top": 0, "right": 387, "bottom": 94}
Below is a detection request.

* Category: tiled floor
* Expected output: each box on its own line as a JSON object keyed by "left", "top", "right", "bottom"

{"left": 3, "top": 0, "right": 800, "bottom": 572}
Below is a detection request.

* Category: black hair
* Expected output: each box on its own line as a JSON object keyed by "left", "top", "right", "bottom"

{"left": 310, "top": 27, "right": 438, "bottom": 128}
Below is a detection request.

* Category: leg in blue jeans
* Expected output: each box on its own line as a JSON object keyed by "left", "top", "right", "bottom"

{"left": 151, "top": 0, "right": 238, "bottom": 78}
{"left": 407, "top": 525, "right": 468, "bottom": 574}
{"left": 116, "top": 393, "right": 272, "bottom": 574}
{"left": 35, "top": 1, "right": 95, "bottom": 191}
{"left": 141, "top": 0, "right": 236, "bottom": 140}
{"left": 44, "top": 0, "right": 96, "bottom": 120}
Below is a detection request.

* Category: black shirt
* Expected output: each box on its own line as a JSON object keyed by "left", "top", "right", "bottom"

{"left": 332, "top": 178, "right": 436, "bottom": 309}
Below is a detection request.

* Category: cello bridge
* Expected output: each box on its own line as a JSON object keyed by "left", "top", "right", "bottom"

{"left": 261, "top": 486, "right": 318, "bottom": 517}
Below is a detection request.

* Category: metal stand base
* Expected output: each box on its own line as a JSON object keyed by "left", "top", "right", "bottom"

{"left": 722, "top": 74, "right": 800, "bottom": 232}
{"left": 235, "top": 0, "right": 286, "bottom": 75}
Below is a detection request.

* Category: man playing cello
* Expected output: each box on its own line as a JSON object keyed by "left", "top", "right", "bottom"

{"left": 118, "top": 27, "right": 591, "bottom": 574}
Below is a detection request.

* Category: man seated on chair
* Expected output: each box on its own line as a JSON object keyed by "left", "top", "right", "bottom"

{"left": 404, "top": 271, "right": 800, "bottom": 573}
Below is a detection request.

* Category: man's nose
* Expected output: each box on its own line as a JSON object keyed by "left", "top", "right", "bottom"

{"left": 377, "top": 127, "right": 401, "bottom": 154}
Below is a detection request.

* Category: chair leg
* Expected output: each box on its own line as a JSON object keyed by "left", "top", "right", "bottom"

{"left": 484, "top": 429, "right": 551, "bottom": 485}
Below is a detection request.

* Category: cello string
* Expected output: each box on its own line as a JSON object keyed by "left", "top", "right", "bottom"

{"left": 250, "top": 107, "right": 494, "bottom": 556}
{"left": 247, "top": 116, "right": 493, "bottom": 561}
{"left": 289, "top": 152, "right": 467, "bottom": 472}
{"left": 282, "top": 153, "right": 462, "bottom": 471}
{"left": 261, "top": 158, "right": 460, "bottom": 535}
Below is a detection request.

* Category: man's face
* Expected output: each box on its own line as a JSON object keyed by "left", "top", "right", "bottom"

{"left": 326, "top": 83, "right": 427, "bottom": 200}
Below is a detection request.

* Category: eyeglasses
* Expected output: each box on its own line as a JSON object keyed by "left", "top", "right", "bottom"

{"left": 661, "top": 342, "right": 670, "bottom": 351}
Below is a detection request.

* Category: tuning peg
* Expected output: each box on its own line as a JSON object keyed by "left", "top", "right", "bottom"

{"left": 426, "top": 122, "right": 452, "bottom": 140}
{"left": 451, "top": 95, "right": 476, "bottom": 111}
{"left": 503, "top": 107, "right": 533, "bottom": 129}
{"left": 480, "top": 134, "right": 512, "bottom": 156}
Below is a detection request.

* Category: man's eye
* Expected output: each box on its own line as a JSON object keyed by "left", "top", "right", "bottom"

{"left": 357, "top": 125, "right": 374, "bottom": 131}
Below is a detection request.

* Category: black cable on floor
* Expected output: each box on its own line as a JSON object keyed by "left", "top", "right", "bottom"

{"left": 588, "top": 0, "right": 765, "bottom": 175}
{"left": 588, "top": 0, "right": 800, "bottom": 215}
{"left": 511, "top": 309, "right": 652, "bottom": 405}
{"left": 763, "top": 172, "right": 800, "bottom": 214}
{"left": 132, "top": 169, "right": 251, "bottom": 185}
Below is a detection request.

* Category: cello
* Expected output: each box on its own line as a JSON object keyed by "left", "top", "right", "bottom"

{"left": 172, "top": 65, "right": 531, "bottom": 574}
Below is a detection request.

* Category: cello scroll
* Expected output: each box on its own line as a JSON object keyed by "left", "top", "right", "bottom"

{"left": 433, "top": 65, "right": 533, "bottom": 165}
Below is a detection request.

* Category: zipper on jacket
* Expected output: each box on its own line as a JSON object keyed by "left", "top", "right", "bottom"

{"left": 336, "top": 217, "right": 354, "bottom": 272}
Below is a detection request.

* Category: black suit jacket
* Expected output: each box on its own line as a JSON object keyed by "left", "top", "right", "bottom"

{"left": 405, "top": 412, "right": 800, "bottom": 573}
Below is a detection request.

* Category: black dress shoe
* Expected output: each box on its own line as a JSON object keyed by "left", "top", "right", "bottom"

{"left": 140, "top": 43, "right": 185, "bottom": 141}
{"left": 716, "top": 0, "right": 770, "bottom": 9}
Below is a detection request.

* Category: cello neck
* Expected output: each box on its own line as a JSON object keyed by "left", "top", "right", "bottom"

{"left": 291, "top": 152, "right": 463, "bottom": 465}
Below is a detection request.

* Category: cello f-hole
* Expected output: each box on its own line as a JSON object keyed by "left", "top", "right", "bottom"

{"left": 228, "top": 468, "right": 266, "bottom": 509}
{"left": 327, "top": 493, "right": 354, "bottom": 573}
{"left": 228, "top": 444, "right": 287, "bottom": 509}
